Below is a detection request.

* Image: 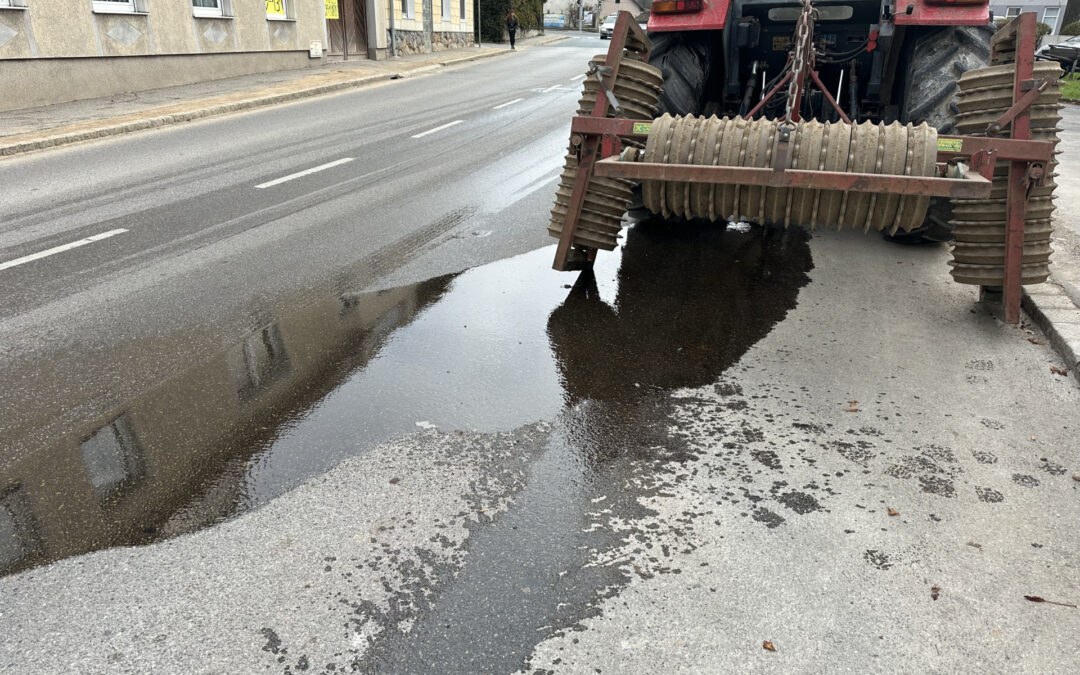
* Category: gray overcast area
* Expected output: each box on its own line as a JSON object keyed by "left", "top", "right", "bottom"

{"left": 1, "top": 27, "right": 1079, "bottom": 675}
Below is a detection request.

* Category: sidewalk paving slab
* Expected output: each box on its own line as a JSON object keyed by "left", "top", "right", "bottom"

{"left": 1023, "top": 281, "right": 1080, "bottom": 383}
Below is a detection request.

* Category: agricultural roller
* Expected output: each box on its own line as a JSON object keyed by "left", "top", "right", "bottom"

{"left": 547, "top": 8, "right": 1060, "bottom": 324}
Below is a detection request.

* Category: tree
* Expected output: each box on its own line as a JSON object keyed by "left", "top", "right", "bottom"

{"left": 1062, "top": 21, "right": 1080, "bottom": 35}
{"left": 560, "top": 0, "right": 581, "bottom": 29}
{"left": 1037, "top": 21, "right": 1053, "bottom": 48}
{"left": 477, "top": 0, "right": 543, "bottom": 42}
{"left": 1064, "top": 0, "right": 1080, "bottom": 29}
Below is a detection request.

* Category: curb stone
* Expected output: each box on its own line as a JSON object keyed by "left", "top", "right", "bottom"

{"left": 0, "top": 47, "right": 514, "bottom": 158}
{"left": 1022, "top": 282, "right": 1080, "bottom": 383}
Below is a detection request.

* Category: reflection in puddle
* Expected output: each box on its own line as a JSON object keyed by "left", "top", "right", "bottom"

{"left": 80, "top": 414, "right": 144, "bottom": 501}
{"left": 0, "top": 221, "right": 812, "bottom": 577}
{"left": 229, "top": 323, "right": 290, "bottom": 402}
{"left": 0, "top": 276, "right": 456, "bottom": 576}
{"left": 550, "top": 221, "right": 813, "bottom": 404}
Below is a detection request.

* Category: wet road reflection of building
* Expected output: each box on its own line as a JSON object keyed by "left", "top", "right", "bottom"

{"left": 0, "top": 218, "right": 814, "bottom": 579}
{"left": 0, "top": 276, "right": 453, "bottom": 577}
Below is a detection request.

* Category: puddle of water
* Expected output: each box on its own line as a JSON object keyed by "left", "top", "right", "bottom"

{"left": 0, "top": 220, "right": 811, "bottom": 578}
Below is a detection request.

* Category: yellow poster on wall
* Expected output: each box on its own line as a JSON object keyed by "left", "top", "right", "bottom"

{"left": 266, "top": 0, "right": 286, "bottom": 16}
{"left": 325, "top": 0, "right": 339, "bottom": 19}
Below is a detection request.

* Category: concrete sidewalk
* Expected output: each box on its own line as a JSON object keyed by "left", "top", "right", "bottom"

{"left": 1023, "top": 231, "right": 1080, "bottom": 385}
{"left": 1022, "top": 104, "right": 1080, "bottom": 385}
{"left": 0, "top": 34, "right": 565, "bottom": 158}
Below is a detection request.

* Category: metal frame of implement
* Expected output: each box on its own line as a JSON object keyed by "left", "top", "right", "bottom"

{"left": 554, "top": 11, "right": 1053, "bottom": 326}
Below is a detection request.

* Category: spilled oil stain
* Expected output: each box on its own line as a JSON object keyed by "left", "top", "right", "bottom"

{"left": 0, "top": 220, "right": 813, "bottom": 580}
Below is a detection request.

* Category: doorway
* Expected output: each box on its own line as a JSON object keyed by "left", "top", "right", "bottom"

{"left": 326, "top": 0, "right": 368, "bottom": 58}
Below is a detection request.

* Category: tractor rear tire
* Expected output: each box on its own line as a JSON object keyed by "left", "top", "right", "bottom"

{"left": 897, "top": 24, "right": 994, "bottom": 242}
{"left": 901, "top": 24, "right": 994, "bottom": 133}
{"left": 648, "top": 31, "right": 713, "bottom": 116}
{"left": 630, "top": 31, "right": 714, "bottom": 218}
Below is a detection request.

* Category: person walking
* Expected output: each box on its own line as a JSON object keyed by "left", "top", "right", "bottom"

{"left": 506, "top": 11, "right": 519, "bottom": 50}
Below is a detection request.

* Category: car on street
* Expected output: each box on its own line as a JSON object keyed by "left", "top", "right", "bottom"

{"left": 600, "top": 15, "right": 648, "bottom": 38}
{"left": 600, "top": 15, "right": 617, "bottom": 39}
{"left": 1036, "top": 34, "right": 1080, "bottom": 73}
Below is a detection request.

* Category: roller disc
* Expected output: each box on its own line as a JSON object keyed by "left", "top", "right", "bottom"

{"left": 640, "top": 115, "right": 937, "bottom": 232}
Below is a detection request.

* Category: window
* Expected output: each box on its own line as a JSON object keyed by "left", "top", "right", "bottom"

{"left": 265, "top": 0, "right": 290, "bottom": 20}
{"left": 402, "top": 0, "right": 414, "bottom": 20}
{"left": 768, "top": 5, "right": 852, "bottom": 21}
{"left": 92, "top": 0, "right": 140, "bottom": 13}
{"left": 194, "top": 0, "right": 231, "bottom": 18}
{"left": 1043, "top": 6, "right": 1061, "bottom": 33}
{"left": 80, "top": 415, "right": 144, "bottom": 501}
{"left": 0, "top": 1, "right": 29, "bottom": 10}
{"left": 0, "top": 487, "right": 39, "bottom": 573}
{"left": 228, "top": 323, "right": 290, "bottom": 401}
{"left": 442, "top": 0, "right": 449, "bottom": 21}
{"left": 1005, "top": 7, "right": 1021, "bottom": 18}
{"left": 459, "top": 0, "right": 465, "bottom": 23}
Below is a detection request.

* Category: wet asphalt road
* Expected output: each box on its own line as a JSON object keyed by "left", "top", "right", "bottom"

{"left": 0, "top": 37, "right": 596, "bottom": 562}
{"left": 3, "top": 36, "right": 1080, "bottom": 674}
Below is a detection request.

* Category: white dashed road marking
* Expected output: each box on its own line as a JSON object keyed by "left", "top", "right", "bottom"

{"left": 255, "top": 158, "right": 355, "bottom": 189}
{"left": 0, "top": 229, "right": 129, "bottom": 272}
{"left": 493, "top": 98, "right": 525, "bottom": 110}
{"left": 411, "top": 120, "right": 465, "bottom": 138}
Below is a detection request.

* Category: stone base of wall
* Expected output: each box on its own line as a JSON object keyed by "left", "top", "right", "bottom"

{"left": 1, "top": 51, "right": 318, "bottom": 112}
{"left": 390, "top": 30, "right": 427, "bottom": 56}
{"left": 389, "top": 29, "right": 475, "bottom": 56}
{"left": 433, "top": 31, "right": 474, "bottom": 52}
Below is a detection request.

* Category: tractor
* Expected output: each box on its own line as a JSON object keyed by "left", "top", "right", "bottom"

{"left": 646, "top": 0, "right": 994, "bottom": 130}
{"left": 643, "top": 0, "right": 995, "bottom": 241}
{"left": 547, "top": 6, "right": 1061, "bottom": 324}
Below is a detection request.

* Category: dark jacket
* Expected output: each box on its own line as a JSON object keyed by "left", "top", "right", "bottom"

{"left": 506, "top": 15, "right": 519, "bottom": 32}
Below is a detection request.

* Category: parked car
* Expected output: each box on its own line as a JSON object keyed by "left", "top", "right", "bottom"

{"left": 600, "top": 15, "right": 617, "bottom": 39}
{"left": 599, "top": 15, "right": 649, "bottom": 39}
{"left": 1036, "top": 34, "right": 1080, "bottom": 74}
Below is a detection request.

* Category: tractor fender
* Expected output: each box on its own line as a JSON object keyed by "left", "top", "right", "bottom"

{"left": 892, "top": 0, "right": 991, "bottom": 27}
{"left": 647, "top": 0, "right": 732, "bottom": 32}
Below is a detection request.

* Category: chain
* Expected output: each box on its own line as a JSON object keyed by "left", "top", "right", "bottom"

{"left": 783, "top": 0, "right": 815, "bottom": 124}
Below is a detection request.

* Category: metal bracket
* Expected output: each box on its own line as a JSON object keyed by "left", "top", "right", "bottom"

{"left": 987, "top": 77, "right": 1052, "bottom": 136}
{"left": 588, "top": 63, "right": 623, "bottom": 117}
{"left": 773, "top": 123, "right": 795, "bottom": 171}
{"left": 1025, "top": 162, "right": 1046, "bottom": 199}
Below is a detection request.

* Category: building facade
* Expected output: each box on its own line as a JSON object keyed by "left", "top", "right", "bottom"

{"left": 389, "top": 0, "right": 474, "bottom": 55}
{"left": 990, "top": 1, "right": 1067, "bottom": 33}
{"left": 0, "top": 1, "right": 474, "bottom": 111}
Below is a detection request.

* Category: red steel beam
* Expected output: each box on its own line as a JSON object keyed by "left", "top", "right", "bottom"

{"left": 570, "top": 116, "right": 648, "bottom": 137}
{"left": 935, "top": 135, "right": 1054, "bottom": 163}
{"left": 568, "top": 120, "right": 1055, "bottom": 165}
{"left": 808, "top": 68, "right": 851, "bottom": 124}
{"left": 554, "top": 11, "right": 647, "bottom": 271}
{"left": 553, "top": 137, "right": 599, "bottom": 271}
{"left": 989, "top": 77, "right": 1053, "bottom": 136}
{"left": 1003, "top": 13, "right": 1036, "bottom": 325}
{"left": 746, "top": 70, "right": 793, "bottom": 120}
{"left": 592, "top": 157, "right": 994, "bottom": 198}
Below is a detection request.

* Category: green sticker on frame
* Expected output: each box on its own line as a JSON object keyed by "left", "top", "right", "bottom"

{"left": 937, "top": 138, "right": 963, "bottom": 153}
{"left": 632, "top": 121, "right": 652, "bottom": 135}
